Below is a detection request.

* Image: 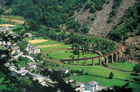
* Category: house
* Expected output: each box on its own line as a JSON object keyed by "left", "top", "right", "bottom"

{"left": 25, "top": 32, "right": 33, "bottom": 37}
{"left": 58, "top": 68, "right": 69, "bottom": 74}
{"left": 76, "top": 81, "right": 98, "bottom": 92}
{"left": 85, "top": 81, "right": 98, "bottom": 92}
{"left": 75, "top": 82, "right": 85, "bottom": 92}
{"left": 26, "top": 62, "right": 37, "bottom": 70}
{"left": 25, "top": 44, "right": 40, "bottom": 54}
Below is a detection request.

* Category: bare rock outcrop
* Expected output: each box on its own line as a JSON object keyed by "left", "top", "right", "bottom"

{"left": 123, "top": 36, "right": 140, "bottom": 63}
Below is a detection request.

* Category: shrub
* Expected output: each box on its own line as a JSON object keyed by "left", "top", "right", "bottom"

{"left": 85, "top": 72, "right": 88, "bottom": 75}
{"left": 107, "top": 18, "right": 113, "bottom": 23}
{"left": 89, "top": 5, "right": 96, "bottom": 13}
{"left": 95, "top": 4, "right": 103, "bottom": 10}
{"left": 81, "top": 26, "right": 89, "bottom": 33}
{"left": 85, "top": 1, "right": 93, "bottom": 9}
{"left": 109, "top": 72, "right": 114, "bottom": 79}
{"left": 91, "top": 16, "right": 96, "bottom": 21}
{"left": 133, "top": 64, "right": 140, "bottom": 73}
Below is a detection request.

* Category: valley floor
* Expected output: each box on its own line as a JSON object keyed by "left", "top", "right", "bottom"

{"left": 27, "top": 37, "right": 140, "bottom": 92}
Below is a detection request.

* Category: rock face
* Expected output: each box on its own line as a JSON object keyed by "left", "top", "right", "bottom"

{"left": 123, "top": 36, "right": 140, "bottom": 63}
{"left": 75, "top": 0, "right": 135, "bottom": 37}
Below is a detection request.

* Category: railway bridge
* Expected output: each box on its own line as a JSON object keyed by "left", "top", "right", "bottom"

{"left": 42, "top": 43, "right": 124, "bottom": 66}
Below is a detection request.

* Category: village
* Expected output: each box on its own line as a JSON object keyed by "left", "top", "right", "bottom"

{"left": 0, "top": 25, "right": 108, "bottom": 92}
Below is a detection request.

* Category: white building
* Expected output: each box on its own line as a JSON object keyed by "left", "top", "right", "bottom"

{"left": 26, "top": 44, "right": 40, "bottom": 54}
{"left": 26, "top": 62, "right": 37, "bottom": 70}
{"left": 76, "top": 81, "right": 98, "bottom": 92}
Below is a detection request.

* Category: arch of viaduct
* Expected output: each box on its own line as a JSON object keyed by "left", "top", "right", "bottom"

{"left": 42, "top": 43, "right": 124, "bottom": 66}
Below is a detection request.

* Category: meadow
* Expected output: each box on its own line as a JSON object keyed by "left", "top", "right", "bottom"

{"left": 27, "top": 38, "right": 140, "bottom": 92}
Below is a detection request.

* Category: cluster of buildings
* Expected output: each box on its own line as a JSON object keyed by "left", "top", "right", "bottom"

{"left": 25, "top": 44, "right": 40, "bottom": 54}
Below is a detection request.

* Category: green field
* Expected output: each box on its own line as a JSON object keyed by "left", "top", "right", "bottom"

{"left": 27, "top": 38, "right": 100, "bottom": 65}
{"left": 108, "top": 62, "right": 136, "bottom": 72}
{"left": 27, "top": 38, "right": 140, "bottom": 92}
{"left": 50, "top": 65, "right": 140, "bottom": 92}
{"left": 46, "top": 50, "right": 98, "bottom": 59}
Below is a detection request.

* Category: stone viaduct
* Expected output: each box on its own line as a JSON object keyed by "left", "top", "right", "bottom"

{"left": 42, "top": 43, "right": 124, "bottom": 66}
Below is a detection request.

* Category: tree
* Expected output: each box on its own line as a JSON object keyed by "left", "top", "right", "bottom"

{"left": 108, "top": 30, "right": 122, "bottom": 42}
{"left": 16, "top": 41, "right": 28, "bottom": 51}
{"left": 0, "top": 30, "right": 25, "bottom": 91}
{"left": 72, "top": 43, "right": 80, "bottom": 59}
{"left": 133, "top": 63, "right": 140, "bottom": 73}
{"left": 109, "top": 72, "right": 114, "bottom": 79}
{"left": 99, "top": 83, "right": 133, "bottom": 92}
{"left": 81, "top": 26, "right": 89, "bottom": 33}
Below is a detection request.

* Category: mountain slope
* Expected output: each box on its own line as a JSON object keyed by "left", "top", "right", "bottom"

{"left": 88, "top": 0, "right": 135, "bottom": 37}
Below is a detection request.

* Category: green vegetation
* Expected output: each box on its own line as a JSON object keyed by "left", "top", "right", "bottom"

{"left": 48, "top": 64, "right": 140, "bottom": 92}
{"left": 1, "top": 0, "right": 139, "bottom": 91}
{"left": 5, "top": 0, "right": 87, "bottom": 27}
{"left": 108, "top": 62, "right": 136, "bottom": 72}
{"left": 28, "top": 36, "right": 117, "bottom": 54}
{"left": 108, "top": 1, "right": 140, "bottom": 42}
{"left": 85, "top": 0, "right": 107, "bottom": 11}
{"left": 16, "top": 41, "right": 28, "bottom": 51}
{"left": 133, "top": 63, "right": 140, "bottom": 73}
{"left": 109, "top": 72, "right": 114, "bottom": 79}
{"left": 0, "top": 77, "right": 7, "bottom": 90}
{"left": 16, "top": 56, "right": 32, "bottom": 68}
{"left": 91, "top": 16, "right": 96, "bottom": 21}
{"left": 46, "top": 50, "right": 98, "bottom": 60}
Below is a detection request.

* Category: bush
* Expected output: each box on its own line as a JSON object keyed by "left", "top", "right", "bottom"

{"left": 85, "top": 72, "right": 88, "bottom": 75}
{"left": 107, "top": 18, "right": 113, "bottom": 23}
{"left": 89, "top": 5, "right": 96, "bottom": 13}
{"left": 95, "top": 4, "right": 103, "bottom": 10}
{"left": 105, "top": 0, "right": 110, "bottom": 4}
{"left": 133, "top": 64, "right": 140, "bottom": 73}
{"left": 80, "top": 26, "right": 89, "bottom": 33}
{"left": 85, "top": 1, "right": 93, "bottom": 9}
{"left": 109, "top": 72, "right": 114, "bottom": 79}
{"left": 91, "top": 16, "right": 96, "bottom": 21}
{"left": 109, "top": 9, "right": 117, "bottom": 17}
